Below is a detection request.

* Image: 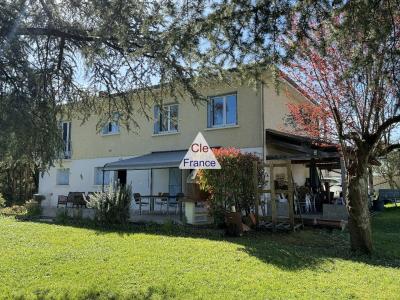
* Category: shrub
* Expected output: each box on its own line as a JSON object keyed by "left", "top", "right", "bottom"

{"left": 55, "top": 209, "right": 70, "bottom": 224}
{"left": 0, "top": 205, "right": 27, "bottom": 216}
{"left": 0, "top": 193, "right": 5, "bottom": 208}
{"left": 86, "top": 184, "right": 132, "bottom": 225}
{"left": 25, "top": 199, "right": 42, "bottom": 217}
{"left": 197, "top": 148, "right": 265, "bottom": 224}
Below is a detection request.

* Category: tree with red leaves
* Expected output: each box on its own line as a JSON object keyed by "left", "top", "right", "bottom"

{"left": 283, "top": 2, "right": 400, "bottom": 253}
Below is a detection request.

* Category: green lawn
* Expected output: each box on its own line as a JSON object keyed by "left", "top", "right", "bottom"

{"left": 0, "top": 208, "right": 399, "bottom": 300}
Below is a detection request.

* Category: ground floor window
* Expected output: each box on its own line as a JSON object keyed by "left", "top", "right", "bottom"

{"left": 56, "top": 168, "right": 70, "bottom": 185}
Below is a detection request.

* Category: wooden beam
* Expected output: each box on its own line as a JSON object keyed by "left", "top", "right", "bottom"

{"left": 265, "top": 152, "right": 341, "bottom": 161}
{"left": 286, "top": 162, "right": 295, "bottom": 230}
{"left": 263, "top": 162, "right": 292, "bottom": 168}
{"left": 253, "top": 161, "right": 259, "bottom": 226}
{"left": 267, "top": 139, "right": 313, "bottom": 154}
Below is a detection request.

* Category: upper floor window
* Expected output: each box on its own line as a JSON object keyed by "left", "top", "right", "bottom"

{"left": 56, "top": 168, "right": 70, "bottom": 185}
{"left": 61, "top": 121, "right": 72, "bottom": 159}
{"left": 154, "top": 104, "right": 179, "bottom": 134}
{"left": 102, "top": 113, "right": 120, "bottom": 135}
{"left": 207, "top": 93, "right": 237, "bottom": 128}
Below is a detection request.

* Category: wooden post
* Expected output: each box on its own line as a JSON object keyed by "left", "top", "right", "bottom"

{"left": 269, "top": 163, "right": 277, "bottom": 231}
{"left": 253, "top": 161, "right": 259, "bottom": 226}
{"left": 286, "top": 161, "right": 295, "bottom": 230}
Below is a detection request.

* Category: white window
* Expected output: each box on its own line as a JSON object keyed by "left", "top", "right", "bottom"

{"left": 61, "top": 121, "right": 72, "bottom": 159}
{"left": 94, "top": 167, "right": 111, "bottom": 185}
{"left": 154, "top": 104, "right": 179, "bottom": 134}
{"left": 102, "top": 113, "right": 120, "bottom": 135}
{"left": 56, "top": 168, "right": 70, "bottom": 185}
{"left": 207, "top": 93, "right": 237, "bottom": 127}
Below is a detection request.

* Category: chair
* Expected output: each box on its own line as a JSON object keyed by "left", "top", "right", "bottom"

{"left": 86, "top": 192, "right": 96, "bottom": 199}
{"left": 66, "top": 193, "right": 76, "bottom": 207}
{"left": 57, "top": 195, "right": 68, "bottom": 208}
{"left": 84, "top": 192, "right": 96, "bottom": 206}
{"left": 305, "top": 194, "right": 312, "bottom": 213}
{"left": 134, "top": 193, "right": 149, "bottom": 214}
{"left": 160, "top": 193, "right": 170, "bottom": 213}
{"left": 68, "top": 192, "right": 86, "bottom": 208}
{"left": 168, "top": 193, "right": 184, "bottom": 214}
{"left": 296, "top": 195, "right": 308, "bottom": 214}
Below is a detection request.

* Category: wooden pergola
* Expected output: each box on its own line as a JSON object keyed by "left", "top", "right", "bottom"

{"left": 253, "top": 160, "right": 300, "bottom": 231}
{"left": 252, "top": 130, "right": 346, "bottom": 231}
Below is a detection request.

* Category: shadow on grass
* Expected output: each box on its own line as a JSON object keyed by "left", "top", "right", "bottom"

{"left": 19, "top": 206, "right": 400, "bottom": 271}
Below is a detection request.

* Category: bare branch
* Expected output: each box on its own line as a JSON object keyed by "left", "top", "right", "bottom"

{"left": 371, "top": 115, "right": 400, "bottom": 143}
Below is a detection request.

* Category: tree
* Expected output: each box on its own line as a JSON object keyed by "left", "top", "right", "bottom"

{"left": 0, "top": 0, "right": 295, "bottom": 122}
{"left": 0, "top": 0, "right": 296, "bottom": 201}
{"left": 282, "top": 1, "right": 400, "bottom": 253}
{"left": 375, "top": 151, "right": 400, "bottom": 189}
{"left": 0, "top": 89, "right": 63, "bottom": 203}
{"left": 0, "top": 0, "right": 294, "bottom": 165}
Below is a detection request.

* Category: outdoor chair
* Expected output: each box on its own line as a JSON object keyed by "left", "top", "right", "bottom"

{"left": 57, "top": 195, "right": 68, "bottom": 208}
{"left": 159, "top": 192, "right": 170, "bottom": 213}
{"left": 168, "top": 193, "right": 184, "bottom": 214}
{"left": 296, "top": 194, "right": 312, "bottom": 214}
{"left": 134, "top": 193, "right": 149, "bottom": 214}
{"left": 68, "top": 192, "right": 86, "bottom": 208}
{"left": 84, "top": 192, "right": 96, "bottom": 206}
{"left": 296, "top": 196, "right": 307, "bottom": 214}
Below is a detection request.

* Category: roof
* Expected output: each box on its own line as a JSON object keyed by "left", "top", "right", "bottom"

{"left": 265, "top": 129, "right": 339, "bottom": 152}
{"left": 265, "top": 129, "right": 341, "bottom": 169}
{"left": 104, "top": 150, "right": 187, "bottom": 170}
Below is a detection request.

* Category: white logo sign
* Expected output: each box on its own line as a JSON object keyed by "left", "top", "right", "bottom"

{"left": 179, "top": 132, "right": 221, "bottom": 169}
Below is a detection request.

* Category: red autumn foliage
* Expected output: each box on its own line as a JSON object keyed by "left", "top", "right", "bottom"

{"left": 281, "top": 6, "right": 400, "bottom": 254}
{"left": 197, "top": 147, "right": 264, "bottom": 224}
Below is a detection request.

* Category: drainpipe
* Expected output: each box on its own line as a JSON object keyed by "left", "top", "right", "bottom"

{"left": 261, "top": 81, "right": 265, "bottom": 162}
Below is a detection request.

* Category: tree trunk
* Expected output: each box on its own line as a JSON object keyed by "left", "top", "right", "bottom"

{"left": 347, "top": 166, "right": 373, "bottom": 254}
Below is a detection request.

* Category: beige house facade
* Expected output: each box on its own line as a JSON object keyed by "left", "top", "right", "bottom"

{"left": 38, "top": 76, "right": 310, "bottom": 221}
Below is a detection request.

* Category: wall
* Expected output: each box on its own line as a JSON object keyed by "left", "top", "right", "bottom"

{"left": 69, "top": 84, "right": 264, "bottom": 160}
{"left": 262, "top": 78, "right": 313, "bottom": 159}
{"left": 40, "top": 73, "right": 311, "bottom": 209}
{"left": 39, "top": 156, "right": 132, "bottom": 207}
{"left": 39, "top": 147, "right": 263, "bottom": 208}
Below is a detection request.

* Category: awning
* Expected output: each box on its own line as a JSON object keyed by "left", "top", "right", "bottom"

{"left": 103, "top": 150, "right": 187, "bottom": 170}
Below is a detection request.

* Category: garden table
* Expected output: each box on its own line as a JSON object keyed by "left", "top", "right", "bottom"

{"left": 139, "top": 195, "right": 183, "bottom": 217}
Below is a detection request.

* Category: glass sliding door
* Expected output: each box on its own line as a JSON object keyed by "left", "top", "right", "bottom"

{"left": 168, "top": 168, "right": 182, "bottom": 196}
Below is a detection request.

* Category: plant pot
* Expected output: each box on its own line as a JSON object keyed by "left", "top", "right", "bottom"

{"left": 242, "top": 213, "right": 256, "bottom": 228}
{"left": 33, "top": 194, "right": 45, "bottom": 204}
{"left": 225, "top": 212, "right": 243, "bottom": 237}
{"left": 372, "top": 200, "right": 384, "bottom": 212}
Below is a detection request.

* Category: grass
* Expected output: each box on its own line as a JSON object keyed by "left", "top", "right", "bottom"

{"left": 0, "top": 208, "right": 399, "bottom": 299}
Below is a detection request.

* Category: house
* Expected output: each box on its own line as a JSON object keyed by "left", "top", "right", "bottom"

{"left": 38, "top": 73, "right": 321, "bottom": 223}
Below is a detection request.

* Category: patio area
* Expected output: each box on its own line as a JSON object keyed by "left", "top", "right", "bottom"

{"left": 43, "top": 150, "right": 211, "bottom": 224}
